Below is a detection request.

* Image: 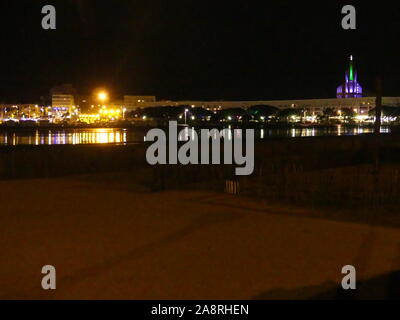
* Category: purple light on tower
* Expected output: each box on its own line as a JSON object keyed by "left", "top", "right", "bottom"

{"left": 337, "top": 55, "right": 362, "bottom": 98}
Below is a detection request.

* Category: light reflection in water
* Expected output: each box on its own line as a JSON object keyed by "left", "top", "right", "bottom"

{"left": 0, "top": 126, "right": 392, "bottom": 146}
{"left": 258, "top": 126, "right": 391, "bottom": 139}
{"left": 0, "top": 128, "right": 128, "bottom": 146}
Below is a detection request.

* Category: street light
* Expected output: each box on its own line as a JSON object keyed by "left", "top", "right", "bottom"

{"left": 97, "top": 91, "right": 108, "bottom": 103}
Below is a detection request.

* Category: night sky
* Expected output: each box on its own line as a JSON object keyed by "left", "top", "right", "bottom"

{"left": 1, "top": 1, "right": 400, "bottom": 103}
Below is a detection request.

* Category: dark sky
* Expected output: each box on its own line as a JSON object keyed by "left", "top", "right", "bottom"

{"left": 1, "top": 1, "right": 400, "bottom": 103}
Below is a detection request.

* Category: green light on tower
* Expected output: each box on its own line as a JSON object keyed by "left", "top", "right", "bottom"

{"left": 349, "top": 55, "right": 354, "bottom": 81}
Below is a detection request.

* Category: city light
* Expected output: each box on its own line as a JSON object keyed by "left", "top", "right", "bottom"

{"left": 97, "top": 91, "right": 108, "bottom": 102}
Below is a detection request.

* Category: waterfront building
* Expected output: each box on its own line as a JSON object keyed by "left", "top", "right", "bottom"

{"left": 49, "top": 84, "right": 77, "bottom": 121}
{"left": 124, "top": 95, "right": 156, "bottom": 109}
{"left": 50, "top": 94, "right": 75, "bottom": 122}
{"left": 51, "top": 94, "right": 74, "bottom": 109}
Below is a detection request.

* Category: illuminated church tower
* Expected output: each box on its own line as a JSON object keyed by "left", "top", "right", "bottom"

{"left": 337, "top": 55, "right": 362, "bottom": 98}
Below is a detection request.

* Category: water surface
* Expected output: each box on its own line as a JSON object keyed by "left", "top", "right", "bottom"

{"left": 0, "top": 126, "right": 391, "bottom": 146}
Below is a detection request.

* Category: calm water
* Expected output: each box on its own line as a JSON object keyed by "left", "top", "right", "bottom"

{"left": 0, "top": 126, "right": 391, "bottom": 146}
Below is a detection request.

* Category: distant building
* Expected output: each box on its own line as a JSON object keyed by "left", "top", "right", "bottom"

{"left": 51, "top": 84, "right": 76, "bottom": 117}
{"left": 50, "top": 94, "right": 75, "bottom": 122}
{"left": 124, "top": 95, "right": 156, "bottom": 110}
{"left": 52, "top": 94, "right": 75, "bottom": 109}
{"left": 337, "top": 55, "right": 363, "bottom": 99}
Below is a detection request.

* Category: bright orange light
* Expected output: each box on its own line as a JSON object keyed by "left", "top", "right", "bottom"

{"left": 98, "top": 91, "right": 108, "bottom": 102}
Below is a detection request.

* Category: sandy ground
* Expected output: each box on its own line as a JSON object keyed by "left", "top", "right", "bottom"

{"left": 1, "top": 172, "right": 400, "bottom": 299}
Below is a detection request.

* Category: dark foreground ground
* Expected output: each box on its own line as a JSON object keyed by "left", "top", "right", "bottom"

{"left": 1, "top": 171, "right": 400, "bottom": 299}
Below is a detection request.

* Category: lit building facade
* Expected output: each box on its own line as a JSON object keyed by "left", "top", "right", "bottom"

{"left": 50, "top": 94, "right": 76, "bottom": 122}
{"left": 52, "top": 94, "right": 74, "bottom": 109}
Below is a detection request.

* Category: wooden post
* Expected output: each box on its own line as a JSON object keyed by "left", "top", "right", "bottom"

{"left": 375, "top": 77, "right": 382, "bottom": 135}
{"left": 374, "top": 76, "right": 382, "bottom": 171}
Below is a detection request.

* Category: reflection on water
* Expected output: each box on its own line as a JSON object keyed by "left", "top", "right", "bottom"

{"left": 261, "top": 126, "right": 390, "bottom": 139}
{"left": 0, "top": 128, "right": 129, "bottom": 146}
{"left": 0, "top": 126, "right": 392, "bottom": 146}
